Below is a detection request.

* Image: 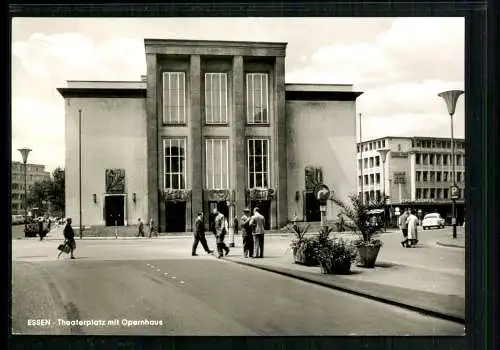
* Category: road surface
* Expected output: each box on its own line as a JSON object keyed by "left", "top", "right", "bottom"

{"left": 12, "top": 238, "right": 464, "bottom": 336}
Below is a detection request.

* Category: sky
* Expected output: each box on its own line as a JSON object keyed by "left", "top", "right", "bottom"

{"left": 11, "top": 17, "right": 465, "bottom": 172}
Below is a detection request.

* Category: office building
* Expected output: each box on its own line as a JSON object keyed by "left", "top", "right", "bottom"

{"left": 11, "top": 161, "right": 51, "bottom": 215}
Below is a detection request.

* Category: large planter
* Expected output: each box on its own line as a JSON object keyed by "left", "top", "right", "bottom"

{"left": 357, "top": 245, "right": 381, "bottom": 268}
{"left": 293, "top": 247, "right": 319, "bottom": 266}
{"left": 319, "top": 258, "right": 352, "bottom": 275}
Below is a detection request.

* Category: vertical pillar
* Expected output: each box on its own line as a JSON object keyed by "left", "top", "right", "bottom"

{"left": 146, "top": 53, "right": 159, "bottom": 227}
{"left": 232, "top": 56, "right": 246, "bottom": 218}
{"left": 275, "top": 56, "right": 287, "bottom": 229}
{"left": 189, "top": 54, "right": 203, "bottom": 228}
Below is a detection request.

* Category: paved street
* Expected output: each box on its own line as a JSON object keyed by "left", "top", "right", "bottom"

{"left": 11, "top": 230, "right": 464, "bottom": 336}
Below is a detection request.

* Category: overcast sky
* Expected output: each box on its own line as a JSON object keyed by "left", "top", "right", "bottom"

{"left": 11, "top": 17, "right": 464, "bottom": 172}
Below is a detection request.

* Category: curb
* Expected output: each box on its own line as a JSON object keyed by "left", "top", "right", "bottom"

{"left": 436, "top": 241, "right": 465, "bottom": 249}
{"left": 224, "top": 258, "right": 465, "bottom": 325}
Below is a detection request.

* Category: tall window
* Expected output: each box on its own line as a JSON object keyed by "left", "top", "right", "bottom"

{"left": 163, "top": 138, "right": 186, "bottom": 189}
{"left": 205, "top": 139, "right": 229, "bottom": 189}
{"left": 246, "top": 73, "right": 269, "bottom": 124}
{"left": 248, "top": 139, "right": 270, "bottom": 188}
{"left": 205, "top": 73, "right": 228, "bottom": 124}
{"left": 163, "top": 72, "right": 186, "bottom": 124}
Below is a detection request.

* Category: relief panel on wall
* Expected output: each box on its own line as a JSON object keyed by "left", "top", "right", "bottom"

{"left": 105, "top": 169, "right": 126, "bottom": 194}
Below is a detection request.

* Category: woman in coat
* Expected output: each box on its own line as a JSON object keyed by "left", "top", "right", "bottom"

{"left": 406, "top": 209, "right": 419, "bottom": 247}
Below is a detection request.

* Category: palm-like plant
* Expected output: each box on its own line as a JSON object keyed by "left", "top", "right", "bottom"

{"left": 331, "top": 193, "right": 384, "bottom": 248}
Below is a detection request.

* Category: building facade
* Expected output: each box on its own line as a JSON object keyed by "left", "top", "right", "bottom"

{"left": 58, "top": 39, "right": 362, "bottom": 232}
{"left": 11, "top": 161, "right": 51, "bottom": 215}
{"left": 356, "top": 136, "right": 466, "bottom": 223}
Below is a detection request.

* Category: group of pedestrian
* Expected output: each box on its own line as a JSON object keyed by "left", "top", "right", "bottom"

{"left": 136, "top": 218, "right": 158, "bottom": 238}
{"left": 191, "top": 206, "right": 267, "bottom": 259}
{"left": 398, "top": 209, "right": 419, "bottom": 248}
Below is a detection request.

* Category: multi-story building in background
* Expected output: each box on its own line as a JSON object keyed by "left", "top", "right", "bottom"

{"left": 356, "top": 136, "right": 466, "bottom": 224}
{"left": 11, "top": 161, "right": 51, "bottom": 215}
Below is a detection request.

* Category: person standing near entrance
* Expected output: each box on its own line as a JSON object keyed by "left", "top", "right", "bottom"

{"left": 240, "top": 209, "right": 253, "bottom": 258}
{"left": 148, "top": 218, "right": 158, "bottom": 238}
{"left": 192, "top": 212, "right": 213, "bottom": 256}
{"left": 406, "top": 209, "right": 419, "bottom": 247}
{"left": 137, "top": 218, "right": 145, "bottom": 238}
{"left": 250, "top": 207, "right": 266, "bottom": 258}
{"left": 213, "top": 208, "right": 230, "bottom": 258}
{"left": 398, "top": 209, "right": 410, "bottom": 248}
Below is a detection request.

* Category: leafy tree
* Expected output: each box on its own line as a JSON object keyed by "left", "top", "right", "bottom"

{"left": 26, "top": 167, "right": 65, "bottom": 216}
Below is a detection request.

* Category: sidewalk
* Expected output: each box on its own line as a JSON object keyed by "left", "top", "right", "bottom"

{"left": 223, "top": 235, "right": 465, "bottom": 323}
{"left": 436, "top": 234, "right": 465, "bottom": 248}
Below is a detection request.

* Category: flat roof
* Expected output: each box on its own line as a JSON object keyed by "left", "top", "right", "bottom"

{"left": 144, "top": 38, "right": 288, "bottom": 47}
{"left": 285, "top": 84, "right": 353, "bottom": 92}
{"left": 357, "top": 136, "right": 465, "bottom": 144}
{"left": 66, "top": 81, "right": 146, "bottom": 89}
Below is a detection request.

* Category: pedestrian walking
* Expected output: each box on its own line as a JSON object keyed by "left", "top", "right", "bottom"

{"left": 398, "top": 209, "right": 410, "bottom": 248}
{"left": 58, "top": 217, "right": 76, "bottom": 259}
{"left": 213, "top": 208, "right": 230, "bottom": 258}
{"left": 137, "top": 218, "right": 145, "bottom": 238}
{"left": 406, "top": 209, "right": 419, "bottom": 247}
{"left": 192, "top": 212, "right": 213, "bottom": 256}
{"left": 148, "top": 218, "right": 158, "bottom": 238}
{"left": 250, "top": 207, "right": 266, "bottom": 258}
{"left": 240, "top": 209, "right": 254, "bottom": 258}
{"left": 38, "top": 218, "right": 45, "bottom": 241}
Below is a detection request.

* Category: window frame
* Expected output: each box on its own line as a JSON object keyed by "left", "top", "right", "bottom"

{"left": 246, "top": 73, "right": 270, "bottom": 125}
{"left": 162, "top": 138, "right": 187, "bottom": 190}
{"left": 204, "top": 72, "right": 229, "bottom": 125}
{"left": 205, "top": 138, "right": 230, "bottom": 190}
{"left": 247, "top": 138, "right": 271, "bottom": 189}
{"left": 162, "top": 72, "right": 187, "bottom": 125}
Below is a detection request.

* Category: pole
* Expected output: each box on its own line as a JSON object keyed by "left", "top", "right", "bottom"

{"left": 382, "top": 159, "right": 386, "bottom": 232}
{"left": 24, "top": 161, "right": 27, "bottom": 235}
{"left": 451, "top": 113, "right": 457, "bottom": 239}
{"left": 79, "top": 109, "right": 83, "bottom": 239}
{"left": 359, "top": 113, "right": 364, "bottom": 204}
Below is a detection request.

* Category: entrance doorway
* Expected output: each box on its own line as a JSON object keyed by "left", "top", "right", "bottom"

{"left": 251, "top": 200, "right": 271, "bottom": 230}
{"left": 105, "top": 195, "right": 124, "bottom": 226}
{"left": 305, "top": 192, "right": 321, "bottom": 222}
{"left": 165, "top": 201, "right": 186, "bottom": 232}
{"left": 208, "top": 201, "right": 229, "bottom": 232}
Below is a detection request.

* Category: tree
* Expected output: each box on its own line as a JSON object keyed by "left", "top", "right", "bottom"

{"left": 27, "top": 167, "right": 65, "bottom": 217}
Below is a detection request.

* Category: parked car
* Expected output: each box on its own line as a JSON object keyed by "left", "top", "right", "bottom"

{"left": 11, "top": 214, "right": 25, "bottom": 225}
{"left": 422, "top": 213, "right": 445, "bottom": 230}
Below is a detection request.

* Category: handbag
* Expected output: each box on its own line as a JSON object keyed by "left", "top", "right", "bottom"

{"left": 58, "top": 241, "right": 71, "bottom": 254}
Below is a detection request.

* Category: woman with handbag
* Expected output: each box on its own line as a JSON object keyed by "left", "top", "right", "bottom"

{"left": 57, "top": 217, "right": 76, "bottom": 259}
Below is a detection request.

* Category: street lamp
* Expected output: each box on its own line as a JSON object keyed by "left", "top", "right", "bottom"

{"left": 359, "top": 113, "right": 364, "bottom": 204}
{"left": 18, "top": 148, "right": 31, "bottom": 236}
{"left": 378, "top": 148, "right": 390, "bottom": 232}
{"left": 438, "top": 90, "right": 464, "bottom": 239}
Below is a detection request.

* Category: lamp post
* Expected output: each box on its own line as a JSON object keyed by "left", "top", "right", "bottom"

{"left": 438, "top": 90, "right": 464, "bottom": 239}
{"left": 79, "top": 109, "right": 83, "bottom": 239}
{"left": 18, "top": 148, "right": 32, "bottom": 236}
{"left": 378, "top": 148, "right": 390, "bottom": 232}
{"left": 359, "top": 113, "right": 364, "bottom": 204}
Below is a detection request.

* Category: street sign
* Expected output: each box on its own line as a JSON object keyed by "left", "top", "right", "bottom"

{"left": 450, "top": 185, "right": 460, "bottom": 199}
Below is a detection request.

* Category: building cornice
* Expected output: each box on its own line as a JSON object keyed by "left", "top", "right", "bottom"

{"left": 144, "top": 39, "right": 287, "bottom": 57}
{"left": 285, "top": 91, "right": 363, "bottom": 102}
{"left": 57, "top": 88, "right": 147, "bottom": 99}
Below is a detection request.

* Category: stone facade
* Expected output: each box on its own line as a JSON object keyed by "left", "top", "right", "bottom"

{"left": 58, "top": 39, "right": 363, "bottom": 232}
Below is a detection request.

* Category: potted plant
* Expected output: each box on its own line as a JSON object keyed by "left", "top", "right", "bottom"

{"left": 284, "top": 222, "right": 318, "bottom": 266}
{"left": 314, "top": 226, "right": 357, "bottom": 274}
{"left": 331, "top": 194, "right": 384, "bottom": 268}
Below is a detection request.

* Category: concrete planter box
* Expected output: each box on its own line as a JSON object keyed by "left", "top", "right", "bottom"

{"left": 319, "top": 258, "right": 352, "bottom": 275}
{"left": 357, "top": 245, "right": 381, "bottom": 268}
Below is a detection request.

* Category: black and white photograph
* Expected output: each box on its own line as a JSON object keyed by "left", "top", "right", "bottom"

{"left": 11, "top": 17, "right": 465, "bottom": 336}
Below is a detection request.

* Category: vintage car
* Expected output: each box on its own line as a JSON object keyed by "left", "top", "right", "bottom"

{"left": 422, "top": 213, "right": 446, "bottom": 230}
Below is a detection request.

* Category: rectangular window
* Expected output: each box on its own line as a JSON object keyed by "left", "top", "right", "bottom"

{"left": 416, "top": 154, "right": 421, "bottom": 164}
{"left": 375, "top": 156, "right": 380, "bottom": 166}
{"left": 416, "top": 188, "right": 422, "bottom": 199}
{"left": 248, "top": 139, "right": 270, "bottom": 188}
{"left": 437, "top": 172, "right": 442, "bottom": 182}
{"left": 423, "top": 171, "right": 428, "bottom": 182}
{"left": 430, "top": 188, "right": 435, "bottom": 199}
{"left": 444, "top": 188, "right": 449, "bottom": 198}
{"left": 456, "top": 155, "right": 462, "bottom": 166}
{"left": 246, "top": 73, "right": 269, "bottom": 124}
{"left": 163, "top": 138, "right": 186, "bottom": 189}
{"left": 416, "top": 171, "right": 421, "bottom": 182}
{"left": 429, "top": 154, "right": 434, "bottom": 165}
{"left": 370, "top": 174, "right": 374, "bottom": 185}
{"left": 162, "top": 72, "right": 186, "bottom": 124}
{"left": 364, "top": 175, "right": 368, "bottom": 185}
{"left": 437, "top": 189, "right": 442, "bottom": 199}
{"left": 457, "top": 172, "right": 462, "bottom": 182}
{"left": 423, "top": 189, "right": 429, "bottom": 199}
{"left": 376, "top": 173, "right": 381, "bottom": 184}
{"left": 358, "top": 159, "right": 362, "bottom": 171}
{"left": 364, "top": 159, "right": 368, "bottom": 168}
{"left": 205, "top": 139, "right": 229, "bottom": 189}
{"left": 370, "top": 157, "right": 374, "bottom": 168}
{"left": 205, "top": 73, "right": 228, "bottom": 124}
{"left": 430, "top": 171, "right": 435, "bottom": 182}
{"left": 358, "top": 176, "right": 362, "bottom": 187}
{"left": 443, "top": 171, "right": 448, "bottom": 182}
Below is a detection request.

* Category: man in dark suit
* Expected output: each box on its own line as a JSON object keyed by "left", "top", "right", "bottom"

{"left": 240, "top": 208, "right": 254, "bottom": 258}
{"left": 250, "top": 207, "right": 266, "bottom": 258}
{"left": 192, "top": 212, "right": 213, "bottom": 256}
